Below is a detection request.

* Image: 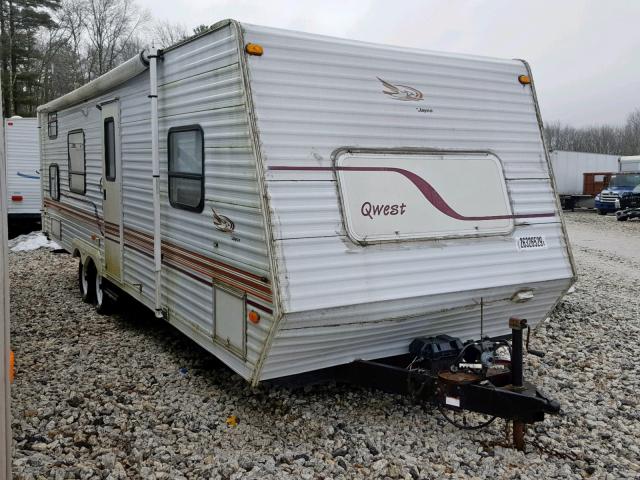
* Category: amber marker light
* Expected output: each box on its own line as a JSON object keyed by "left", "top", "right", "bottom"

{"left": 248, "top": 310, "right": 261, "bottom": 324}
{"left": 9, "top": 351, "right": 15, "bottom": 383}
{"left": 518, "top": 74, "right": 531, "bottom": 85}
{"left": 245, "top": 43, "right": 264, "bottom": 56}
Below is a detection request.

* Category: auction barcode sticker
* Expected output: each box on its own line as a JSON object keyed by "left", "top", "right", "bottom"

{"left": 516, "top": 235, "right": 548, "bottom": 251}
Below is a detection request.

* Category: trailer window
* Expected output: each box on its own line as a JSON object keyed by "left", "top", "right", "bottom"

{"left": 67, "top": 130, "right": 86, "bottom": 194}
{"left": 104, "top": 118, "right": 116, "bottom": 181}
{"left": 47, "top": 112, "right": 58, "bottom": 139}
{"left": 168, "top": 125, "right": 204, "bottom": 212}
{"left": 49, "top": 164, "right": 60, "bottom": 201}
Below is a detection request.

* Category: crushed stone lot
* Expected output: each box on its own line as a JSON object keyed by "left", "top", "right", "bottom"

{"left": 8, "top": 212, "right": 640, "bottom": 479}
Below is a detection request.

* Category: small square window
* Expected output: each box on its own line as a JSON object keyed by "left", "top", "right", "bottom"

{"left": 48, "top": 112, "right": 58, "bottom": 139}
{"left": 168, "top": 126, "right": 204, "bottom": 212}
{"left": 49, "top": 164, "right": 60, "bottom": 200}
{"left": 67, "top": 130, "right": 86, "bottom": 195}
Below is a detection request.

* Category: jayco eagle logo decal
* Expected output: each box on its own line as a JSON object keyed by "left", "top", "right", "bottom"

{"left": 377, "top": 77, "right": 424, "bottom": 101}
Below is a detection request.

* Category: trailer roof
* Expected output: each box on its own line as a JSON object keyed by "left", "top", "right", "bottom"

{"left": 38, "top": 18, "right": 530, "bottom": 115}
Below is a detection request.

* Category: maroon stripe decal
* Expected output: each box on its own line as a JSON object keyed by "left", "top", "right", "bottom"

{"left": 165, "top": 258, "right": 215, "bottom": 287}
{"left": 124, "top": 239, "right": 153, "bottom": 258}
{"left": 44, "top": 199, "right": 102, "bottom": 228}
{"left": 104, "top": 221, "right": 121, "bottom": 235}
{"left": 123, "top": 231, "right": 272, "bottom": 298}
{"left": 246, "top": 299, "right": 273, "bottom": 315}
{"left": 123, "top": 238, "right": 273, "bottom": 302}
{"left": 162, "top": 249, "right": 272, "bottom": 294}
{"left": 128, "top": 229, "right": 268, "bottom": 282}
{"left": 269, "top": 165, "right": 556, "bottom": 220}
{"left": 126, "top": 241, "right": 273, "bottom": 308}
{"left": 45, "top": 198, "right": 273, "bottom": 303}
{"left": 125, "top": 241, "right": 214, "bottom": 288}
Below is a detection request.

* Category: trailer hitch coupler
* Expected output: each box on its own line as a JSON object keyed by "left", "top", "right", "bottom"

{"left": 509, "top": 317, "right": 527, "bottom": 391}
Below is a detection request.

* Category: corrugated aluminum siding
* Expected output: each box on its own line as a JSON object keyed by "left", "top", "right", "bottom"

{"left": 241, "top": 23, "right": 575, "bottom": 380}
{"left": 4, "top": 118, "right": 41, "bottom": 215}
{"left": 550, "top": 150, "right": 619, "bottom": 195}
{"left": 40, "top": 104, "right": 104, "bottom": 250}
{"left": 40, "top": 22, "right": 274, "bottom": 382}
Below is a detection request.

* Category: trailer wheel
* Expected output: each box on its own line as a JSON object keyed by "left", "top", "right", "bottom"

{"left": 94, "top": 273, "right": 114, "bottom": 315}
{"left": 617, "top": 215, "right": 628, "bottom": 222}
{"left": 78, "top": 259, "right": 96, "bottom": 303}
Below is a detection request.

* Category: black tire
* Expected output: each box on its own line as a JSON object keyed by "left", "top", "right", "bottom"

{"left": 78, "top": 258, "right": 96, "bottom": 303}
{"left": 94, "top": 272, "right": 114, "bottom": 315}
{"left": 597, "top": 210, "right": 607, "bottom": 216}
{"left": 617, "top": 215, "right": 628, "bottom": 222}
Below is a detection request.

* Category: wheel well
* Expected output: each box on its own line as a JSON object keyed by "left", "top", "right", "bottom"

{"left": 84, "top": 256, "right": 97, "bottom": 274}
{"left": 74, "top": 245, "right": 102, "bottom": 276}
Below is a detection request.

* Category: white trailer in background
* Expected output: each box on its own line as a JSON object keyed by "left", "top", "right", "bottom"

{"left": 618, "top": 155, "right": 640, "bottom": 172}
{"left": 38, "top": 20, "right": 575, "bottom": 384}
{"left": 549, "top": 150, "right": 619, "bottom": 210}
{"left": 4, "top": 117, "right": 41, "bottom": 227}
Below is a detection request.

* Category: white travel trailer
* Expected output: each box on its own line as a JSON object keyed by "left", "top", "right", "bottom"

{"left": 4, "top": 117, "right": 41, "bottom": 224}
{"left": 38, "top": 20, "right": 575, "bottom": 384}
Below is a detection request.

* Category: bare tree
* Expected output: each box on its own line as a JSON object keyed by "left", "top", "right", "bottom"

{"left": 151, "top": 19, "right": 188, "bottom": 48}
{"left": 56, "top": 0, "right": 87, "bottom": 84}
{"left": 544, "top": 108, "right": 640, "bottom": 156}
{"left": 623, "top": 109, "right": 640, "bottom": 155}
{"left": 84, "top": 0, "right": 150, "bottom": 78}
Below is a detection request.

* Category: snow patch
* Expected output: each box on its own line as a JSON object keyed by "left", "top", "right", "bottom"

{"left": 9, "top": 232, "right": 61, "bottom": 252}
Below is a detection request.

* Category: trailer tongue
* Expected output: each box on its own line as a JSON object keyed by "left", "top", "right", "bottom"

{"left": 281, "top": 316, "right": 560, "bottom": 451}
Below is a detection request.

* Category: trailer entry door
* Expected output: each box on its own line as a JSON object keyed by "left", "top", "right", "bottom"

{"left": 101, "top": 101, "right": 123, "bottom": 280}
{"left": 335, "top": 151, "right": 514, "bottom": 243}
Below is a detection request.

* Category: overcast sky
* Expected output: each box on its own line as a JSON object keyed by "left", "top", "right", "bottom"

{"left": 138, "top": 0, "right": 640, "bottom": 127}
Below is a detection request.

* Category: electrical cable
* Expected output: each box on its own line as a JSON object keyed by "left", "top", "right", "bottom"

{"left": 438, "top": 405, "right": 497, "bottom": 430}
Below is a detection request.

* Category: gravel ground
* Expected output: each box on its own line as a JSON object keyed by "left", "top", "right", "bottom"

{"left": 8, "top": 211, "right": 640, "bottom": 479}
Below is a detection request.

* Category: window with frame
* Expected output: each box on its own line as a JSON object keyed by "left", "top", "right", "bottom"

{"left": 49, "top": 164, "right": 60, "bottom": 200}
{"left": 104, "top": 118, "right": 116, "bottom": 181}
{"left": 168, "top": 125, "right": 204, "bottom": 212}
{"left": 47, "top": 112, "right": 58, "bottom": 139}
{"left": 67, "top": 130, "right": 86, "bottom": 194}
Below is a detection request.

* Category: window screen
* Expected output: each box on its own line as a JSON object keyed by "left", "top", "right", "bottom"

{"left": 104, "top": 118, "right": 116, "bottom": 181}
{"left": 49, "top": 164, "right": 60, "bottom": 201}
{"left": 48, "top": 112, "right": 58, "bottom": 139}
{"left": 168, "top": 126, "right": 204, "bottom": 212}
{"left": 67, "top": 130, "right": 86, "bottom": 194}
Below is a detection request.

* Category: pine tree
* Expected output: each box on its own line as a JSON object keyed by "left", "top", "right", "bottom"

{"left": 0, "top": 0, "right": 59, "bottom": 116}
